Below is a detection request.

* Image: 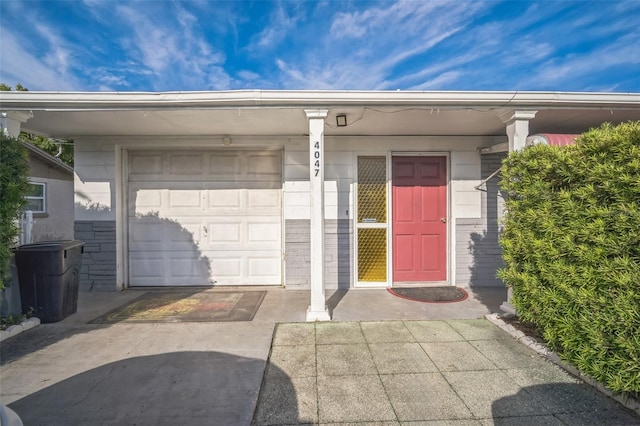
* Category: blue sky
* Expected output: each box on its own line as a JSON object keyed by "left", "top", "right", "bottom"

{"left": 1, "top": 0, "right": 639, "bottom": 92}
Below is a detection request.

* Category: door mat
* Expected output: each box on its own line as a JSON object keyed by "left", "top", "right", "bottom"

{"left": 89, "top": 291, "right": 266, "bottom": 324}
{"left": 387, "top": 286, "right": 469, "bottom": 303}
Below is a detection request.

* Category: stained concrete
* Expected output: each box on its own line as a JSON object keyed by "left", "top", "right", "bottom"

{"left": 255, "top": 318, "right": 640, "bottom": 425}
{"left": 1, "top": 287, "right": 638, "bottom": 425}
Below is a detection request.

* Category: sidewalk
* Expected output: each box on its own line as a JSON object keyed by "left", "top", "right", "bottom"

{"left": 1, "top": 288, "right": 638, "bottom": 425}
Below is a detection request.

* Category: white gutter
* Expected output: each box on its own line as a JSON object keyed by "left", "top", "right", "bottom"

{"left": 1, "top": 90, "right": 640, "bottom": 111}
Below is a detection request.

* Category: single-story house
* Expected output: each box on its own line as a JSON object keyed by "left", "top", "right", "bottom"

{"left": 0, "top": 140, "right": 73, "bottom": 316}
{"left": 2, "top": 91, "right": 639, "bottom": 319}
{"left": 21, "top": 141, "right": 75, "bottom": 243}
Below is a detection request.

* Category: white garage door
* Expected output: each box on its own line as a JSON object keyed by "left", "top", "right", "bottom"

{"left": 128, "top": 150, "right": 282, "bottom": 286}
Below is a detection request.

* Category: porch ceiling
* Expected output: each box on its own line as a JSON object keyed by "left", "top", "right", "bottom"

{"left": 2, "top": 90, "right": 639, "bottom": 138}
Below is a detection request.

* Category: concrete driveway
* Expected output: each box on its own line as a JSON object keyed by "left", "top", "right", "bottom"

{"left": 1, "top": 287, "right": 638, "bottom": 425}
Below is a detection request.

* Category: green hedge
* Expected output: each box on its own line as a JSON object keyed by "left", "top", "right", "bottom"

{"left": 0, "top": 133, "right": 29, "bottom": 290}
{"left": 498, "top": 121, "right": 640, "bottom": 394}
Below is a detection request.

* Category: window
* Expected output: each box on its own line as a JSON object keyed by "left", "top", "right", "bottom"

{"left": 356, "top": 156, "right": 388, "bottom": 282}
{"left": 24, "top": 182, "right": 46, "bottom": 213}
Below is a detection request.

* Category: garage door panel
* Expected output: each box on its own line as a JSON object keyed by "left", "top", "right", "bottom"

{"left": 168, "top": 190, "right": 204, "bottom": 208}
{"left": 171, "top": 257, "right": 210, "bottom": 279}
{"left": 132, "top": 189, "right": 162, "bottom": 211}
{"left": 129, "top": 218, "right": 202, "bottom": 246}
{"left": 170, "top": 154, "right": 204, "bottom": 176}
{"left": 130, "top": 252, "right": 211, "bottom": 286}
{"left": 207, "top": 190, "right": 243, "bottom": 210}
{"left": 129, "top": 154, "right": 163, "bottom": 178}
{"left": 208, "top": 222, "right": 242, "bottom": 243}
{"left": 247, "top": 153, "right": 281, "bottom": 178}
{"left": 128, "top": 149, "right": 282, "bottom": 286}
{"left": 209, "top": 257, "right": 242, "bottom": 278}
{"left": 130, "top": 221, "right": 165, "bottom": 244}
{"left": 248, "top": 257, "right": 281, "bottom": 278}
{"left": 205, "top": 251, "right": 281, "bottom": 285}
{"left": 208, "top": 154, "right": 241, "bottom": 176}
{"left": 247, "top": 222, "right": 280, "bottom": 244}
{"left": 130, "top": 257, "right": 164, "bottom": 279}
{"left": 201, "top": 217, "right": 279, "bottom": 247}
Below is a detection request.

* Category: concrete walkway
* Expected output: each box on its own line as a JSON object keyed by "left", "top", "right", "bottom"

{"left": 255, "top": 320, "right": 640, "bottom": 425}
{"left": 1, "top": 288, "right": 638, "bottom": 425}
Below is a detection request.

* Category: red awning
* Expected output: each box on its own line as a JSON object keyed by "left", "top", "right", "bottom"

{"left": 528, "top": 134, "right": 579, "bottom": 147}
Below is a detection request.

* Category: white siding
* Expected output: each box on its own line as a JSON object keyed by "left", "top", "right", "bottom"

{"left": 74, "top": 139, "right": 117, "bottom": 221}
{"left": 451, "top": 151, "right": 482, "bottom": 219}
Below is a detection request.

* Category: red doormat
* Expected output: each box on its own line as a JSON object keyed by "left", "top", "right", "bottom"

{"left": 387, "top": 286, "right": 468, "bottom": 303}
{"left": 89, "top": 290, "right": 266, "bottom": 324}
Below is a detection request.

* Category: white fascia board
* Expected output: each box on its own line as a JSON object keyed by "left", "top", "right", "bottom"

{"left": 1, "top": 90, "right": 640, "bottom": 111}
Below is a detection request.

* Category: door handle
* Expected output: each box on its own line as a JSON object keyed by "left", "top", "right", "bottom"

{"left": 440, "top": 218, "right": 446, "bottom": 223}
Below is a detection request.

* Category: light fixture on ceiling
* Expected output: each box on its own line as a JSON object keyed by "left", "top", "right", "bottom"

{"left": 336, "top": 114, "right": 347, "bottom": 127}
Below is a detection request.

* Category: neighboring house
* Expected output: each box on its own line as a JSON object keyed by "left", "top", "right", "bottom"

{"left": 0, "top": 141, "right": 73, "bottom": 316}
{"left": 1, "top": 91, "right": 639, "bottom": 318}
{"left": 22, "top": 141, "right": 74, "bottom": 242}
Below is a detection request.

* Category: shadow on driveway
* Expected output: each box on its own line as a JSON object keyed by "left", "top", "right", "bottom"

{"left": 9, "top": 351, "right": 295, "bottom": 426}
{"left": 492, "top": 383, "right": 640, "bottom": 425}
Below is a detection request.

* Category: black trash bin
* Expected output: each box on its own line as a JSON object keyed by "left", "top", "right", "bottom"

{"left": 14, "top": 240, "right": 84, "bottom": 323}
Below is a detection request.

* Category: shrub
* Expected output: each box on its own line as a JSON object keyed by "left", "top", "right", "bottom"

{"left": 498, "top": 121, "right": 640, "bottom": 394}
{"left": 0, "top": 133, "right": 30, "bottom": 290}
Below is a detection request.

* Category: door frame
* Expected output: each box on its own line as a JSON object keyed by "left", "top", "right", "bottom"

{"left": 389, "top": 151, "right": 450, "bottom": 287}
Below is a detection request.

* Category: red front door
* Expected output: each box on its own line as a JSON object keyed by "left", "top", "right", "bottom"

{"left": 392, "top": 156, "right": 447, "bottom": 282}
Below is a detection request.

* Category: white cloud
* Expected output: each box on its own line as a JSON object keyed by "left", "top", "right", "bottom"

{"left": 330, "top": 0, "right": 445, "bottom": 39}
{"left": 114, "top": 3, "right": 232, "bottom": 90}
{"left": 271, "top": 0, "right": 485, "bottom": 89}
{"left": 2, "top": 0, "right": 638, "bottom": 93}
{"left": 237, "top": 70, "right": 261, "bottom": 81}
{"left": 530, "top": 33, "right": 640, "bottom": 88}
{"left": 0, "top": 26, "right": 80, "bottom": 91}
{"left": 33, "top": 23, "right": 72, "bottom": 74}
{"left": 249, "top": 2, "right": 304, "bottom": 50}
{"left": 407, "top": 71, "right": 464, "bottom": 91}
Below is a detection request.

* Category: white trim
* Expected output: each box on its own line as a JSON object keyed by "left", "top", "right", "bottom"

{"left": 3, "top": 90, "right": 639, "bottom": 110}
{"left": 305, "top": 109, "right": 330, "bottom": 321}
{"left": 280, "top": 149, "right": 286, "bottom": 288}
{"left": 353, "top": 153, "right": 390, "bottom": 288}
{"left": 24, "top": 181, "right": 46, "bottom": 213}
{"left": 115, "top": 146, "right": 127, "bottom": 291}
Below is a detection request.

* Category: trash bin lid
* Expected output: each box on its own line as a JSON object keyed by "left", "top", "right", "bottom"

{"left": 14, "top": 240, "right": 85, "bottom": 251}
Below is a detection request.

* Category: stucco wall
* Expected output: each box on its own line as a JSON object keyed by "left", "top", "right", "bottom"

{"left": 27, "top": 156, "right": 74, "bottom": 242}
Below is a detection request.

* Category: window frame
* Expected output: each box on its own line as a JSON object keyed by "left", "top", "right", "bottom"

{"left": 24, "top": 181, "right": 46, "bottom": 214}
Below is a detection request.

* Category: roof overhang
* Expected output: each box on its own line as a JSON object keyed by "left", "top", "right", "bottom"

{"left": 1, "top": 90, "right": 639, "bottom": 138}
{"left": 23, "top": 142, "right": 74, "bottom": 175}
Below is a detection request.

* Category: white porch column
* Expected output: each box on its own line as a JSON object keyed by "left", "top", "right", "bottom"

{"left": 499, "top": 110, "right": 538, "bottom": 152}
{"left": 498, "top": 110, "right": 537, "bottom": 316}
{"left": 1, "top": 111, "right": 31, "bottom": 138}
{"left": 305, "top": 109, "right": 331, "bottom": 321}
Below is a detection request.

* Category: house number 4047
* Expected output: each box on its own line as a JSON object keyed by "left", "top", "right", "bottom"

{"left": 313, "top": 141, "right": 321, "bottom": 177}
